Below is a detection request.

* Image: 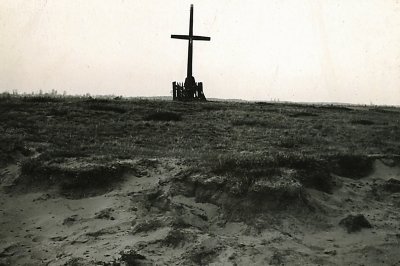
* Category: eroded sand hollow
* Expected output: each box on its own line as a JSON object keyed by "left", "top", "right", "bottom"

{"left": 1, "top": 157, "right": 400, "bottom": 265}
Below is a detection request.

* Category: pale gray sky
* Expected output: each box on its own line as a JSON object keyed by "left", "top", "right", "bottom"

{"left": 1, "top": 0, "right": 400, "bottom": 105}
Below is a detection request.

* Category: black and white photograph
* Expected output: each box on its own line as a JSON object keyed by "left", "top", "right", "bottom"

{"left": 1, "top": 1, "right": 400, "bottom": 265}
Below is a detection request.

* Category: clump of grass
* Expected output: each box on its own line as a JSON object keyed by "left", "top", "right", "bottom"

{"left": 330, "top": 153, "right": 374, "bottom": 179}
{"left": 144, "top": 111, "right": 182, "bottom": 121}
{"left": 207, "top": 152, "right": 334, "bottom": 193}
{"left": 20, "top": 156, "right": 129, "bottom": 195}
{"left": 350, "top": 119, "right": 375, "bottom": 125}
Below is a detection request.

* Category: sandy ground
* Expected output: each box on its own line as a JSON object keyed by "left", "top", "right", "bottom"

{"left": 1, "top": 158, "right": 400, "bottom": 265}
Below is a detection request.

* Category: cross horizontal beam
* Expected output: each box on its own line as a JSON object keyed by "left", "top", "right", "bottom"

{"left": 171, "top": 35, "right": 211, "bottom": 41}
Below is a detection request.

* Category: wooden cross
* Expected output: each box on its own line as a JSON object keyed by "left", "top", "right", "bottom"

{"left": 171, "top": 4, "right": 211, "bottom": 87}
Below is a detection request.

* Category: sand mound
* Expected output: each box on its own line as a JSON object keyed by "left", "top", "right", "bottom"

{"left": 170, "top": 168, "right": 308, "bottom": 215}
{"left": 16, "top": 156, "right": 134, "bottom": 197}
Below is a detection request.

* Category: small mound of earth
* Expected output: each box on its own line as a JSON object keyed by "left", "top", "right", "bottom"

{"left": 339, "top": 214, "right": 372, "bottom": 233}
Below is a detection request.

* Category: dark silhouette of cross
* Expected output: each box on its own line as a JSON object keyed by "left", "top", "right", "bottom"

{"left": 171, "top": 4, "right": 211, "bottom": 89}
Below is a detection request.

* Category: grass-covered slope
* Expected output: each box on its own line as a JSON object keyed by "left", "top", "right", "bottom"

{"left": 1, "top": 96, "right": 399, "bottom": 192}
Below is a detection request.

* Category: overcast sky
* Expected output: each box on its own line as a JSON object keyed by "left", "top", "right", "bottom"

{"left": 1, "top": 0, "right": 400, "bottom": 105}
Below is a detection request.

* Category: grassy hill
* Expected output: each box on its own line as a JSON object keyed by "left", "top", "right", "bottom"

{"left": 1, "top": 95, "right": 400, "bottom": 265}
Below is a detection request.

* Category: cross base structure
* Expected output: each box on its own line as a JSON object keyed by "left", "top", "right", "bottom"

{"left": 172, "top": 78, "right": 206, "bottom": 101}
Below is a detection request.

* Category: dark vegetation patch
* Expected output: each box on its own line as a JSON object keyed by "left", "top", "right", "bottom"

{"left": 49, "top": 107, "right": 68, "bottom": 116}
{"left": 370, "top": 107, "right": 399, "bottom": 114}
{"left": 383, "top": 178, "right": 400, "bottom": 193}
{"left": 330, "top": 154, "right": 374, "bottom": 179}
{"left": 255, "top": 101, "right": 275, "bottom": 106}
{"left": 318, "top": 105, "right": 352, "bottom": 111}
{"left": 350, "top": 119, "right": 375, "bottom": 125}
{"left": 339, "top": 214, "right": 372, "bottom": 233}
{"left": 84, "top": 97, "right": 113, "bottom": 104}
{"left": 94, "top": 208, "right": 115, "bottom": 220}
{"left": 161, "top": 229, "right": 189, "bottom": 247}
{"left": 130, "top": 218, "right": 164, "bottom": 234}
{"left": 63, "top": 257, "right": 88, "bottom": 266}
{"left": 185, "top": 243, "right": 222, "bottom": 266}
{"left": 22, "top": 96, "right": 62, "bottom": 103}
{"left": 231, "top": 117, "right": 285, "bottom": 128}
{"left": 19, "top": 156, "right": 130, "bottom": 197}
{"left": 277, "top": 136, "right": 311, "bottom": 148}
{"left": 0, "top": 135, "right": 31, "bottom": 166}
{"left": 87, "top": 103, "right": 127, "bottom": 113}
{"left": 0, "top": 100, "right": 27, "bottom": 112}
{"left": 197, "top": 102, "right": 227, "bottom": 111}
{"left": 207, "top": 152, "right": 334, "bottom": 194}
{"left": 231, "top": 119, "right": 270, "bottom": 127}
{"left": 144, "top": 111, "right": 182, "bottom": 121}
{"left": 119, "top": 250, "right": 151, "bottom": 266}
